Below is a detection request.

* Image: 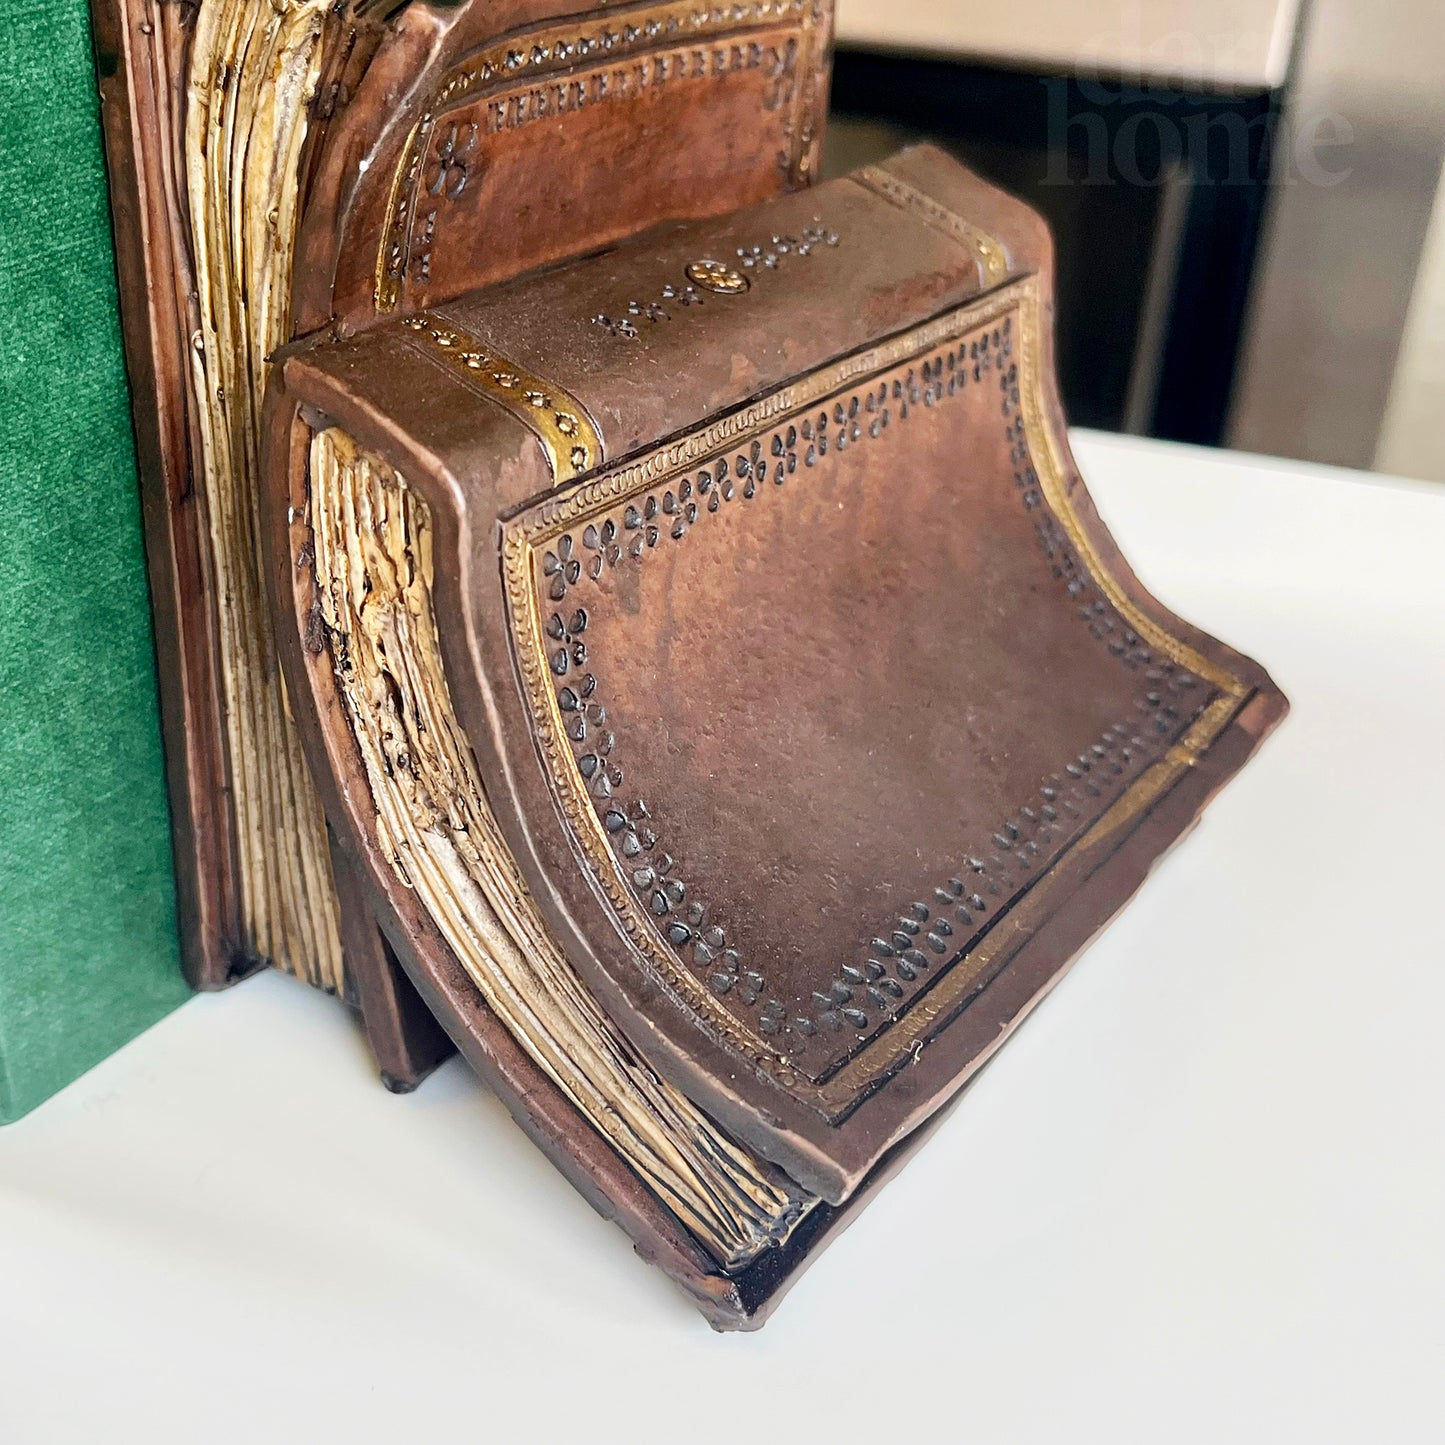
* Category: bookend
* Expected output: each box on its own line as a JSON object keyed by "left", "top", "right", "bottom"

{"left": 92, "top": 0, "right": 1285, "bottom": 1324}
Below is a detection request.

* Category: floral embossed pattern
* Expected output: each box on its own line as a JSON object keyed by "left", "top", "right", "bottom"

{"left": 592, "top": 223, "right": 839, "bottom": 340}
{"left": 529, "top": 309, "right": 1215, "bottom": 1076}
{"left": 378, "top": 0, "right": 825, "bottom": 309}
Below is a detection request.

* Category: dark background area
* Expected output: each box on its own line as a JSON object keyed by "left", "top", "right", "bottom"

{"left": 824, "top": 49, "right": 1278, "bottom": 447}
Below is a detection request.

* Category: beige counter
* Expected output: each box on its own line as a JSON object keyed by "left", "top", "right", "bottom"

{"left": 835, "top": 0, "right": 1301, "bottom": 90}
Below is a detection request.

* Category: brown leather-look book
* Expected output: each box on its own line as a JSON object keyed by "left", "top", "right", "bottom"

{"left": 91, "top": 0, "right": 1283, "bottom": 1327}
{"left": 91, "top": 0, "right": 831, "bottom": 1010}
{"left": 259, "top": 146, "right": 1287, "bottom": 1326}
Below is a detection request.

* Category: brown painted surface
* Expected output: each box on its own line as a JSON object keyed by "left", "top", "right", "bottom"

{"left": 263, "top": 150, "right": 1287, "bottom": 1321}
{"left": 89, "top": 0, "right": 833, "bottom": 992}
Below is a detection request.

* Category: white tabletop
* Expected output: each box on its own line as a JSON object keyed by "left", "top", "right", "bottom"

{"left": 2, "top": 432, "right": 1442, "bottom": 1444}
{"left": 834, "top": 0, "right": 1301, "bottom": 91}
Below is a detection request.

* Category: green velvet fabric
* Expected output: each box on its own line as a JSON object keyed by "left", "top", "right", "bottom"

{"left": 0, "top": 0, "right": 189, "bottom": 1121}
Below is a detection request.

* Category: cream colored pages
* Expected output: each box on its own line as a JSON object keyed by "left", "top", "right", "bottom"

{"left": 184, "top": 0, "right": 343, "bottom": 989}
{"left": 309, "top": 427, "right": 816, "bottom": 1269}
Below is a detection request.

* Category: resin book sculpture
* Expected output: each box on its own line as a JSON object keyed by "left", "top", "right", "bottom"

{"left": 93, "top": 0, "right": 1285, "bottom": 1327}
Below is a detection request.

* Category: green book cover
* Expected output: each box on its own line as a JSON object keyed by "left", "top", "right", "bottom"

{"left": 0, "top": 0, "right": 190, "bottom": 1122}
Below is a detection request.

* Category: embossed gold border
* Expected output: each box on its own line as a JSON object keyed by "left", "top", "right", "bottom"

{"left": 502, "top": 276, "right": 1249, "bottom": 1117}
{"left": 852, "top": 166, "right": 1010, "bottom": 287}
{"left": 375, "top": 0, "right": 824, "bottom": 310}
{"left": 398, "top": 311, "right": 603, "bottom": 479}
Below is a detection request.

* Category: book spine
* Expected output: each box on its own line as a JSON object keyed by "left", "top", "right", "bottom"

{"left": 0, "top": 0, "right": 189, "bottom": 1122}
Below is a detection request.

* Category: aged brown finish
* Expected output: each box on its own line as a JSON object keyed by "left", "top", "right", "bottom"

{"left": 90, "top": 0, "right": 241, "bottom": 986}
{"left": 262, "top": 149, "right": 1286, "bottom": 1318}
{"left": 294, "top": 0, "right": 830, "bottom": 331}
{"left": 88, "top": 0, "right": 834, "bottom": 996}
{"left": 88, "top": 0, "right": 1284, "bottom": 1329}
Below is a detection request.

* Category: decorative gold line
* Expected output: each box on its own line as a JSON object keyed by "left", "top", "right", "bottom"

{"left": 525, "top": 292, "right": 1020, "bottom": 544}
{"left": 787, "top": 21, "right": 818, "bottom": 185}
{"left": 1017, "top": 288, "right": 1247, "bottom": 698}
{"left": 373, "top": 119, "right": 424, "bottom": 316}
{"left": 852, "top": 165, "right": 1010, "bottom": 287}
{"left": 398, "top": 313, "right": 602, "bottom": 481}
{"left": 812, "top": 689, "right": 1247, "bottom": 1107}
{"left": 502, "top": 277, "right": 1248, "bottom": 1116}
{"left": 374, "top": 0, "right": 820, "bottom": 311}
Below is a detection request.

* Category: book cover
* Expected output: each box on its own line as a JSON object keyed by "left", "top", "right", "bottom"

{"left": 0, "top": 0, "right": 189, "bottom": 1123}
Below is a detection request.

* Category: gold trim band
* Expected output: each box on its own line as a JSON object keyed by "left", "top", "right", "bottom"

{"left": 852, "top": 165, "right": 1010, "bottom": 288}
{"left": 399, "top": 313, "right": 602, "bottom": 481}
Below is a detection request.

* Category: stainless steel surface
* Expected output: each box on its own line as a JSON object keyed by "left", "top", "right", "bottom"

{"left": 1121, "top": 165, "right": 1192, "bottom": 436}
{"left": 1375, "top": 173, "right": 1445, "bottom": 481}
{"left": 1229, "top": 0, "right": 1445, "bottom": 469}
